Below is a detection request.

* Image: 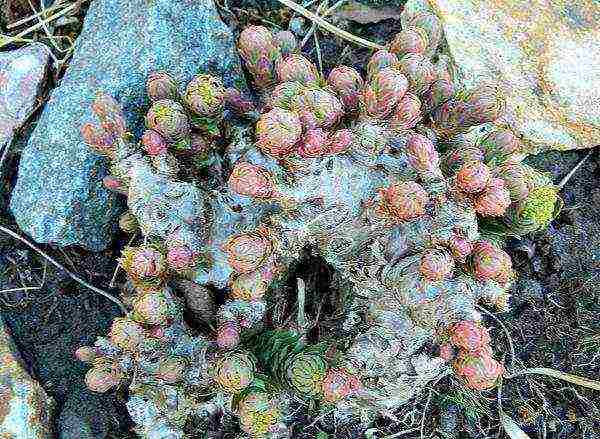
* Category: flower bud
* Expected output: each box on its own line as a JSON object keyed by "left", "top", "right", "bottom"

{"left": 449, "top": 321, "right": 491, "bottom": 352}
{"left": 360, "top": 67, "right": 408, "bottom": 119}
{"left": 276, "top": 54, "right": 319, "bottom": 85}
{"left": 256, "top": 108, "right": 302, "bottom": 158}
{"left": 479, "top": 128, "right": 521, "bottom": 164}
{"left": 389, "top": 27, "right": 429, "bottom": 57}
{"left": 322, "top": 368, "right": 362, "bottom": 402}
{"left": 184, "top": 74, "right": 226, "bottom": 118}
{"left": 377, "top": 181, "right": 429, "bottom": 222}
{"left": 75, "top": 346, "right": 98, "bottom": 363}
{"left": 216, "top": 322, "right": 241, "bottom": 349}
{"left": 366, "top": 49, "right": 398, "bottom": 81}
{"left": 456, "top": 161, "right": 491, "bottom": 194}
{"left": 269, "top": 81, "right": 305, "bottom": 110}
{"left": 119, "top": 246, "right": 167, "bottom": 287}
{"left": 85, "top": 364, "right": 122, "bottom": 393}
{"left": 453, "top": 351, "right": 504, "bottom": 390}
{"left": 145, "top": 99, "right": 191, "bottom": 144}
{"left": 214, "top": 351, "right": 256, "bottom": 393}
{"left": 471, "top": 241, "right": 511, "bottom": 283}
{"left": 297, "top": 128, "right": 330, "bottom": 158}
{"left": 166, "top": 245, "right": 196, "bottom": 271}
{"left": 146, "top": 71, "right": 179, "bottom": 102}
{"left": 102, "top": 176, "right": 127, "bottom": 193}
{"left": 132, "top": 288, "right": 179, "bottom": 326}
{"left": 389, "top": 93, "right": 422, "bottom": 131}
{"left": 285, "top": 352, "right": 328, "bottom": 396}
{"left": 238, "top": 25, "right": 281, "bottom": 89}
{"left": 423, "top": 79, "right": 456, "bottom": 113}
{"left": 109, "top": 317, "right": 145, "bottom": 351}
{"left": 238, "top": 391, "right": 281, "bottom": 437}
{"left": 297, "top": 88, "right": 344, "bottom": 129}
{"left": 141, "top": 129, "right": 167, "bottom": 156}
{"left": 406, "top": 133, "right": 441, "bottom": 177}
{"left": 420, "top": 249, "right": 455, "bottom": 281}
{"left": 327, "top": 66, "right": 364, "bottom": 111}
{"left": 156, "top": 357, "right": 187, "bottom": 384}
{"left": 229, "top": 162, "right": 276, "bottom": 199}
{"left": 474, "top": 179, "right": 511, "bottom": 217}
{"left": 395, "top": 53, "right": 436, "bottom": 95}
{"left": 274, "top": 30, "right": 298, "bottom": 57}
{"left": 224, "top": 232, "right": 273, "bottom": 274}
{"left": 81, "top": 123, "right": 117, "bottom": 157}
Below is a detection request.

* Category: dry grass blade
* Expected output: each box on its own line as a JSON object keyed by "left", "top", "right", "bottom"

{"left": 276, "top": 0, "right": 384, "bottom": 50}
{"left": 507, "top": 367, "right": 600, "bottom": 391}
{"left": 500, "top": 414, "right": 532, "bottom": 439}
{"left": 557, "top": 148, "right": 595, "bottom": 189}
{"left": 0, "top": 225, "right": 127, "bottom": 314}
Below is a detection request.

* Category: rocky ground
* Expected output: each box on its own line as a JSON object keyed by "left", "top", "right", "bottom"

{"left": 1, "top": 1, "right": 599, "bottom": 438}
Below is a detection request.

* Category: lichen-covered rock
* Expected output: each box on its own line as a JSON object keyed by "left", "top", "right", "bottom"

{"left": 0, "top": 317, "right": 54, "bottom": 438}
{"left": 402, "top": 0, "right": 600, "bottom": 153}
{"left": 10, "top": 0, "right": 246, "bottom": 251}
{"left": 0, "top": 43, "right": 50, "bottom": 150}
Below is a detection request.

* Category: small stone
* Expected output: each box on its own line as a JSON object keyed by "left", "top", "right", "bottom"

{"left": 0, "top": 43, "right": 51, "bottom": 151}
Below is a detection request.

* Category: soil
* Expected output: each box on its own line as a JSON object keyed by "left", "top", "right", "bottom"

{"left": 1, "top": 2, "right": 599, "bottom": 438}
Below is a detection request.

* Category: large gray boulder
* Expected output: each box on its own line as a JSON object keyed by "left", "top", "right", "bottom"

{"left": 10, "top": 0, "right": 245, "bottom": 251}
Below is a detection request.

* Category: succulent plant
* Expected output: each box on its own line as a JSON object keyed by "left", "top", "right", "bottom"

{"left": 449, "top": 320, "right": 491, "bottom": 353}
{"left": 377, "top": 181, "right": 429, "bottom": 222}
{"left": 109, "top": 317, "right": 145, "bottom": 351}
{"left": 327, "top": 66, "right": 364, "bottom": 111}
{"left": 229, "top": 162, "right": 277, "bottom": 199}
{"left": 146, "top": 71, "right": 179, "bottom": 102}
{"left": 213, "top": 351, "right": 257, "bottom": 393}
{"left": 395, "top": 53, "right": 436, "bottom": 95}
{"left": 119, "top": 246, "right": 167, "bottom": 288}
{"left": 366, "top": 49, "right": 399, "bottom": 81}
{"left": 389, "top": 27, "right": 429, "bottom": 57}
{"left": 322, "top": 368, "right": 362, "bottom": 403}
{"left": 85, "top": 364, "right": 123, "bottom": 393}
{"left": 473, "top": 179, "right": 511, "bottom": 217}
{"left": 456, "top": 161, "right": 491, "bottom": 194}
{"left": 360, "top": 67, "right": 408, "bottom": 119}
{"left": 285, "top": 352, "right": 328, "bottom": 397}
{"left": 389, "top": 92, "right": 422, "bottom": 131}
{"left": 184, "top": 74, "right": 226, "bottom": 117}
{"left": 223, "top": 231, "right": 273, "bottom": 274}
{"left": 256, "top": 107, "right": 303, "bottom": 158}
{"left": 238, "top": 391, "right": 282, "bottom": 437}
{"left": 453, "top": 350, "right": 504, "bottom": 390}
{"left": 145, "top": 99, "right": 191, "bottom": 147}
{"left": 419, "top": 248, "right": 455, "bottom": 281}
{"left": 238, "top": 25, "right": 281, "bottom": 89}
{"left": 78, "top": 15, "right": 559, "bottom": 435}
{"left": 276, "top": 54, "right": 320, "bottom": 85}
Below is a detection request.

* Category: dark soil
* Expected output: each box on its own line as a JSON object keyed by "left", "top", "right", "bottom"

{"left": 1, "top": 2, "right": 599, "bottom": 438}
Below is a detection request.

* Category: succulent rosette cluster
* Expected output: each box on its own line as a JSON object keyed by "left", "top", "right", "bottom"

{"left": 77, "top": 9, "right": 561, "bottom": 438}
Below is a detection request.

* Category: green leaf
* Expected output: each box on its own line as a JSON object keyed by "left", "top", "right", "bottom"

{"left": 508, "top": 367, "right": 600, "bottom": 391}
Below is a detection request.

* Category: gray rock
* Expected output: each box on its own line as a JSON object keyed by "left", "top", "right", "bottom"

{"left": 10, "top": 0, "right": 246, "bottom": 251}
{"left": 0, "top": 43, "right": 50, "bottom": 151}
{"left": 0, "top": 316, "right": 54, "bottom": 438}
